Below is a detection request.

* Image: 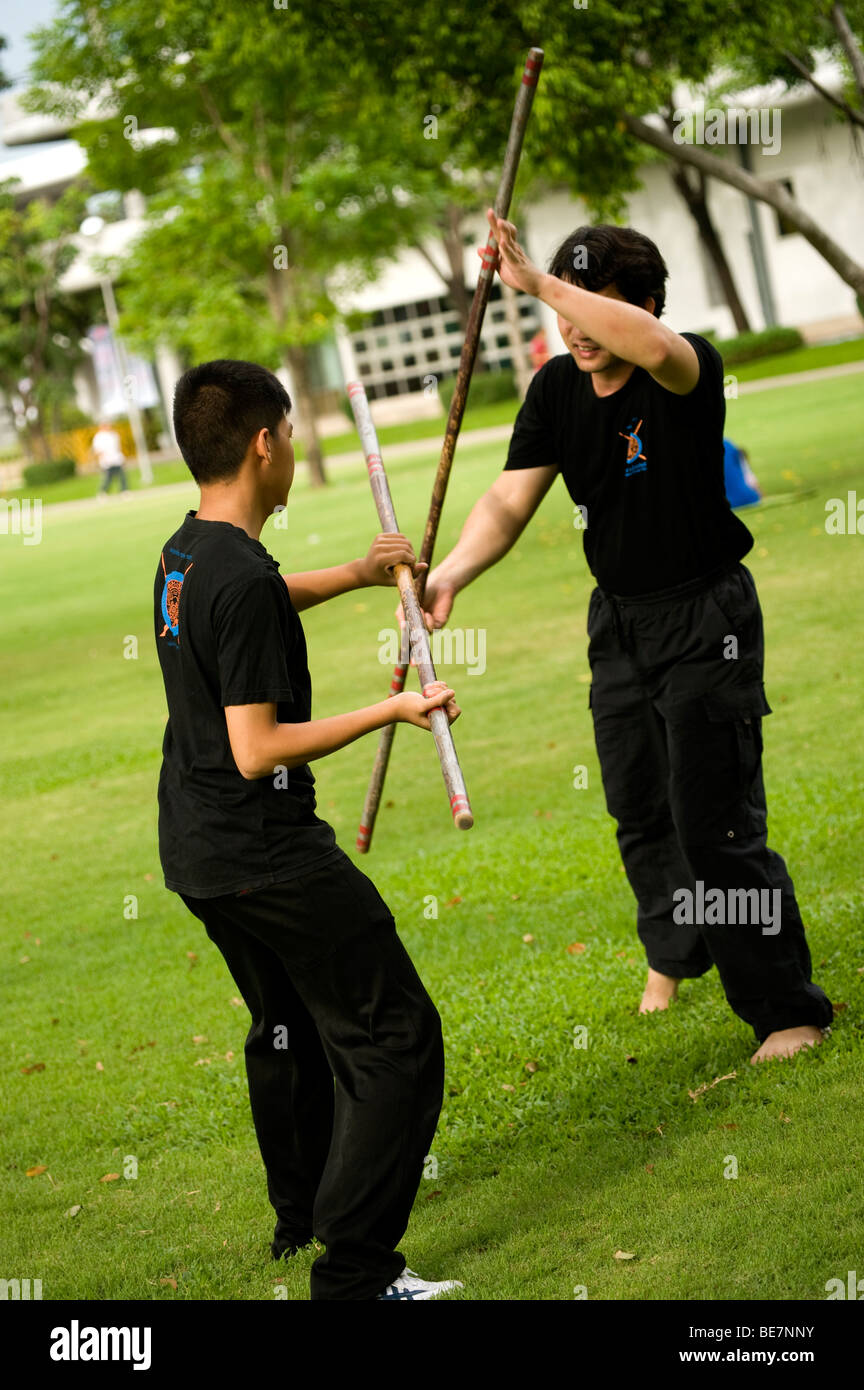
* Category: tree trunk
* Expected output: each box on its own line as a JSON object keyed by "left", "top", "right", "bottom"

{"left": 29, "top": 412, "right": 50, "bottom": 462}
{"left": 832, "top": 4, "right": 864, "bottom": 107}
{"left": 284, "top": 343, "right": 327, "bottom": 488}
{"left": 265, "top": 257, "right": 327, "bottom": 488}
{"left": 441, "top": 202, "right": 473, "bottom": 336}
{"left": 500, "top": 282, "right": 533, "bottom": 399}
{"left": 777, "top": 44, "right": 864, "bottom": 130}
{"left": 668, "top": 163, "right": 752, "bottom": 333}
{"left": 624, "top": 111, "right": 864, "bottom": 299}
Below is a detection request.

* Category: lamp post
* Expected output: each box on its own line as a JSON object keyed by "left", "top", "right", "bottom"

{"left": 79, "top": 216, "right": 153, "bottom": 485}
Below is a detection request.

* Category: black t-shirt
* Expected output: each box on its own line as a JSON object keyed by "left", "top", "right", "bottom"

{"left": 154, "top": 511, "right": 338, "bottom": 897}
{"left": 505, "top": 332, "right": 753, "bottom": 595}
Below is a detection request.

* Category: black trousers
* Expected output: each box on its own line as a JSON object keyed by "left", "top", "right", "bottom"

{"left": 587, "top": 561, "right": 832, "bottom": 1043}
{"left": 179, "top": 848, "right": 444, "bottom": 1300}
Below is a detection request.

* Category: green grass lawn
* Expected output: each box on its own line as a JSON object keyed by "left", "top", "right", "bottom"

{"left": 2, "top": 373, "right": 863, "bottom": 1301}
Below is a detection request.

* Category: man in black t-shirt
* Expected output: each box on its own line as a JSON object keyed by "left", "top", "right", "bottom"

{"left": 154, "top": 358, "right": 464, "bottom": 1301}
{"left": 422, "top": 211, "right": 831, "bottom": 1064}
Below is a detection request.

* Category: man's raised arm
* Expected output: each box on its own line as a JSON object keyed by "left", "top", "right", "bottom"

{"left": 485, "top": 208, "right": 699, "bottom": 396}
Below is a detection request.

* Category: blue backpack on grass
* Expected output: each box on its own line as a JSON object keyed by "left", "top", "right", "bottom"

{"left": 723, "top": 438, "right": 761, "bottom": 508}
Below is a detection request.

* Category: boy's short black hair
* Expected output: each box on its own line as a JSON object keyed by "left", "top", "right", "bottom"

{"left": 173, "top": 359, "right": 292, "bottom": 484}
{"left": 547, "top": 225, "right": 668, "bottom": 319}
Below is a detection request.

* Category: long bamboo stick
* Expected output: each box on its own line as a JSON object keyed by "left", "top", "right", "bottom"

{"left": 356, "top": 44, "right": 544, "bottom": 852}
{"left": 348, "top": 381, "right": 473, "bottom": 831}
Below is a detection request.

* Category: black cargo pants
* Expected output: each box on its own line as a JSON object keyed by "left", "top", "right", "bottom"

{"left": 180, "top": 847, "right": 444, "bottom": 1300}
{"left": 587, "top": 561, "right": 832, "bottom": 1043}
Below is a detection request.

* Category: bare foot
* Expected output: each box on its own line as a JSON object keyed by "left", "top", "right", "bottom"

{"left": 750, "top": 1025, "right": 823, "bottom": 1064}
{"left": 639, "top": 968, "right": 679, "bottom": 1013}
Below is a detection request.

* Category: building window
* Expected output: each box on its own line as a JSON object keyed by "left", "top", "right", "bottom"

{"left": 347, "top": 282, "right": 541, "bottom": 399}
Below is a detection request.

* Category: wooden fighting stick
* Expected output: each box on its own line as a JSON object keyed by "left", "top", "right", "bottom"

{"left": 348, "top": 381, "right": 473, "bottom": 831}
{"left": 356, "top": 45, "right": 544, "bottom": 851}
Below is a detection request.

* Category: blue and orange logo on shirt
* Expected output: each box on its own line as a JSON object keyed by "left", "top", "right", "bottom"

{"left": 620, "top": 418, "right": 647, "bottom": 477}
{"left": 159, "top": 552, "right": 193, "bottom": 640}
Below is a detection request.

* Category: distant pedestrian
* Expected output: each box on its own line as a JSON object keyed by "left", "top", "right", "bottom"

{"left": 529, "top": 327, "right": 551, "bottom": 373}
{"left": 93, "top": 420, "right": 129, "bottom": 497}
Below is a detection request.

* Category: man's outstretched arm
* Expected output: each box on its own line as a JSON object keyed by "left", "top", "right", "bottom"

{"left": 422, "top": 463, "right": 558, "bottom": 628}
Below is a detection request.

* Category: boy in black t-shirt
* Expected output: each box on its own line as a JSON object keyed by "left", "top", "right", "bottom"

{"left": 422, "top": 211, "right": 832, "bottom": 1064}
{"left": 154, "top": 358, "right": 463, "bottom": 1301}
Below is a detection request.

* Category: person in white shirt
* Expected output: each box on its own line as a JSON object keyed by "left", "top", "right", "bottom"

{"left": 92, "top": 420, "right": 129, "bottom": 496}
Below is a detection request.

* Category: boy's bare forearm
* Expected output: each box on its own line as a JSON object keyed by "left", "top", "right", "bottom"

{"left": 242, "top": 701, "right": 399, "bottom": 778}
{"left": 284, "top": 560, "right": 366, "bottom": 611}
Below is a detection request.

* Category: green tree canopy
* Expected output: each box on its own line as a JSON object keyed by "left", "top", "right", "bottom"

{"left": 26, "top": 0, "right": 448, "bottom": 482}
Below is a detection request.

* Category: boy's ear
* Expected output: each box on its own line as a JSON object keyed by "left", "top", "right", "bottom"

{"left": 254, "top": 426, "right": 272, "bottom": 461}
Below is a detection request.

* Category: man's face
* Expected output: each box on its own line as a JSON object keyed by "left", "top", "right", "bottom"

{"left": 556, "top": 281, "right": 654, "bottom": 373}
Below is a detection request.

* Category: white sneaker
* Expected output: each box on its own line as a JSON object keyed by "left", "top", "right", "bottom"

{"left": 376, "top": 1265, "right": 464, "bottom": 1300}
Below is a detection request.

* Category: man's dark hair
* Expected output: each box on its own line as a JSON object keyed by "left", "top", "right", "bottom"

{"left": 548, "top": 225, "right": 668, "bottom": 319}
{"left": 173, "top": 359, "right": 292, "bottom": 484}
